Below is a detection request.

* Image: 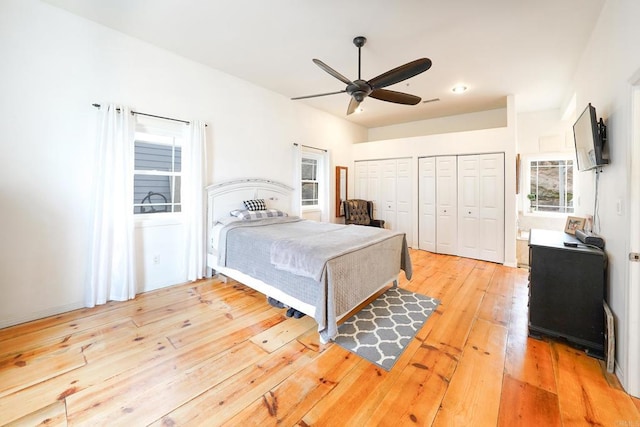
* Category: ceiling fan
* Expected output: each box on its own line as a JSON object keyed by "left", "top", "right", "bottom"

{"left": 292, "top": 36, "right": 432, "bottom": 115}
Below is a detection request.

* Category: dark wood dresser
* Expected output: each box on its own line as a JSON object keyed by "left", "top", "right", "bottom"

{"left": 528, "top": 229, "right": 607, "bottom": 358}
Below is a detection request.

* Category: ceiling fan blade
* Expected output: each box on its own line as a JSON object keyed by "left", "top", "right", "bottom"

{"left": 369, "top": 58, "right": 432, "bottom": 89}
{"left": 291, "top": 90, "right": 346, "bottom": 100}
{"left": 346, "top": 97, "right": 361, "bottom": 115}
{"left": 370, "top": 88, "right": 421, "bottom": 105}
{"left": 313, "top": 59, "right": 354, "bottom": 86}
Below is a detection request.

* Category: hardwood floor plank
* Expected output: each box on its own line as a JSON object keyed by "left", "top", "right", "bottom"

{"left": 300, "top": 336, "right": 426, "bottom": 426}
{"left": 65, "top": 341, "right": 267, "bottom": 426}
{"left": 433, "top": 318, "right": 508, "bottom": 426}
{"left": 497, "top": 374, "right": 561, "bottom": 427}
{"left": 0, "top": 334, "right": 173, "bottom": 425}
{"left": 0, "top": 345, "right": 85, "bottom": 399}
{"left": 4, "top": 401, "right": 67, "bottom": 427}
{"left": 0, "top": 279, "right": 219, "bottom": 343}
{"left": 553, "top": 342, "right": 640, "bottom": 426}
{"left": 224, "top": 344, "right": 359, "bottom": 426}
{"left": 478, "top": 291, "right": 510, "bottom": 327}
{"left": 506, "top": 337, "right": 557, "bottom": 394}
{"left": 296, "top": 326, "right": 331, "bottom": 353}
{"left": 150, "top": 341, "right": 314, "bottom": 426}
{"left": 129, "top": 287, "right": 229, "bottom": 327}
{"left": 363, "top": 342, "right": 458, "bottom": 426}
{"left": 299, "top": 359, "right": 389, "bottom": 425}
{"left": 166, "top": 302, "right": 282, "bottom": 348}
{"left": 1, "top": 251, "right": 638, "bottom": 426}
{"left": 487, "top": 265, "right": 520, "bottom": 299}
{"left": 250, "top": 315, "right": 316, "bottom": 353}
{"left": 423, "top": 288, "right": 485, "bottom": 357}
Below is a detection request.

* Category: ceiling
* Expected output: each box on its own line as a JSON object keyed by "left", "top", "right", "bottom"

{"left": 43, "top": 0, "right": 604, "bottom": 128}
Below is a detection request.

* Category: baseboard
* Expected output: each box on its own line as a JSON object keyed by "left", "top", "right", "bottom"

{"left": 0, "top": 301, "right": 85, "bottom": 330}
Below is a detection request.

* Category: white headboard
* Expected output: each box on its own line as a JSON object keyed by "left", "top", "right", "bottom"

{"left": 205, "top": 178, "right": 295, "bottom": 227}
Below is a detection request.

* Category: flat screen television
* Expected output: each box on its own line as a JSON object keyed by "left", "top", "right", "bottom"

{"left": 573, "top": 103, "right": 609, "bottom": 171}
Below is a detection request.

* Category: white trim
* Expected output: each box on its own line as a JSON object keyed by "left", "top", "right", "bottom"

{"left": 624, "top": 82, "right": 640, "bottom": 397}
{"left": 0, "top": 301, "right": 85, "bottom": 330}
{"left": 521, "top": 152, "right": 577, "bottom": 216}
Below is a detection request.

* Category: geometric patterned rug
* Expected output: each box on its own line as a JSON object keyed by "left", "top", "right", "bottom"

{"left": 334, "top": 287, "right": 440, "bottom": 371}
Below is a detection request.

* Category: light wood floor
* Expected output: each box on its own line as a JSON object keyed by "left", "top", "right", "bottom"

{"left": 1, "top": 250, "right": 639, "bottom": 426}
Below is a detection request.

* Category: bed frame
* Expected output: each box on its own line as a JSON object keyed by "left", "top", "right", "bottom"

{"left": 205, "top": 178, "right": 403, "bottom": 338}
{"left": 205, "top": 178, "right": 317, "bottom": 315}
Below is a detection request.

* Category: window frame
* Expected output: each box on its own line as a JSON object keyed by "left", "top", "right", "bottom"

{"left": 133, "top": 129, "right": 184, "bottom": 218}
{"left": 301, "top": 153, "right": 321, "bottom": 210}
{"left": 524, "top": 153, "right": 577, "bottom": 217}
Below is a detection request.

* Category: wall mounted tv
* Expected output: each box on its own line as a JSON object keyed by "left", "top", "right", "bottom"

{"left": 573, "top": 103, "right": 609, "bottom": 171}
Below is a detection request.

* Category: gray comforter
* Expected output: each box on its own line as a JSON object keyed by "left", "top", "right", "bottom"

{"left": 217, "top": 217, "right": 412, "bottom": 342}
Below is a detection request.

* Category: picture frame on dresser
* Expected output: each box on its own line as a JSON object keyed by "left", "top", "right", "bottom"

{"left": 564, "top": 216, "right": 586, "bottom": 235}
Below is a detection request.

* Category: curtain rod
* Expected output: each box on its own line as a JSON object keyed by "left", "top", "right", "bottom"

{"left": 293, "top": 142, "right": 327, "bottom": 152}
{"left": 92, "top": 103, "right": 207, "bottom": 127}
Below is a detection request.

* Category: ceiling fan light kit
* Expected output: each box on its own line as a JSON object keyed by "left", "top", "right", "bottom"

{"left": 292, "top": 36, "right": 432, "bottom": 115}
{"left": 452, "top": 84, "right": 468, "bottom": 94}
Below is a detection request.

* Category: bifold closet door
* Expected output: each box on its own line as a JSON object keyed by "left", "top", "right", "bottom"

{"left": 354, "top": 162, "right": 368, "bottom": 200}
{"left": 396, "top": 159, "right": 412, "bottom": 238}
{"left": 457, "top": 153, "right": 504, "bottom": 263}
{"left": 381, "top": 160, "right": 397, "bottom": 229}
{"left": 418, "top": 157, "right": 436, "bottom": 252}
{"left": 436, "top": 156, "right": 458, "bottom": 255}
{"left": 355, "top": 158, "right": 412, "bottom": 246}
{"left": 354, "top": 160, "right": 382, "bottom": 219}
{"left": 367, "top": 161, "right": 381, "bottom": 219}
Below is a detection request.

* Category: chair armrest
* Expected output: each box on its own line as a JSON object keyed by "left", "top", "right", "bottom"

{"left": 370, "top": 219, "right": 385, "bottom": 228}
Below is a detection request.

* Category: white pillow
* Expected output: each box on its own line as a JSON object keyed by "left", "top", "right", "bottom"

{"left": 216, "top": 216, "right": 242, "bottom": 225}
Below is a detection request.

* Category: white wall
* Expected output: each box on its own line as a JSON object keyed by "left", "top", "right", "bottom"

{"left": 0, "top": 0, "right": 364, "bottom": 328}
{"left": 352, "top": 96, "right": 518, "bottom": 267}
{"left": 368, "top": 107, "right": 508, "bottom": 141}
{"left": 566, "top": 0, "right": 640, "bottom": 394}
{"left": 515, "top": 109, "right": 581, "bottom": 233}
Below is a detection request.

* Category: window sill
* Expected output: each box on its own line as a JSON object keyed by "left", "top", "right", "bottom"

{"left": 135, "top": 213, "right": 183, "bottom": 228}
{"left": 522, "top": 210, "right": 572, "bottom": 218}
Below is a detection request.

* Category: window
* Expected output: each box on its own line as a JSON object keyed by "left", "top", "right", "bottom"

{"left": 133, "top": 131, "right": 182, "bottom": 214}
{"left": 528, "top": 159, "right": 574, "bottom": 213}
{"left": 301, "top": 156, "right": 319, "bottom": 207}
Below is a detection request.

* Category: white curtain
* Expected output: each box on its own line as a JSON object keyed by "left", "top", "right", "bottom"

{"left": 183, "top": 120, "right": 207, "bottom": 281}
{"left": 87, "top": 104, "right": 136, "bottom": 307}
{"left": 293, "top": 143, "right": 302, "bottom": 216}
{"left": 319, "top": 149, "right": 330, "bottom": 222}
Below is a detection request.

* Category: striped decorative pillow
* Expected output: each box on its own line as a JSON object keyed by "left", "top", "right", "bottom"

{"left": 230, "top": 209, "right": 288, "bottom": 220}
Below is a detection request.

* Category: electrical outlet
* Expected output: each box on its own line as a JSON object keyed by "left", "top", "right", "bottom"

{"left": 152, "top": 255, "right": 160, "bottom": 265}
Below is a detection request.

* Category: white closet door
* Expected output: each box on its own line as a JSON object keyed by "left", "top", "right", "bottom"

{"left": 418, "top": 157, "right": 436, "bottom": 252}
{"left": 367, "top": 161, "right": 381, "bottom": 219}
{"left": 457, "top": 153, "right": 505, "bottom": 263}
{"left": 381, "top": 160, "right": 398, "bottom": 229}
{"left": 478, "top": 153, "right": 504, "bottom": 263}
{"left": 457, "top": 156, "right": 480, "bottom": 259}
{"left": 396, "top": 158, "right": 412, "bottom": 246}
{"left": 436, "top": 156, "right": 457, "bottom": 255}
{"left": 354, "top": 161, "right": 368, "bottom": 199}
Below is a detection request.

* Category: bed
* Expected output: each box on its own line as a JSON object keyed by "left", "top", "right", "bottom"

{"left": 206, "top": 178, "right": 412, "bottom": 343}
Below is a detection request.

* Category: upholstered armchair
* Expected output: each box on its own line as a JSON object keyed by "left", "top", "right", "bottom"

{"left": 343, "top": 199, "right": 385, "bottom": 228}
